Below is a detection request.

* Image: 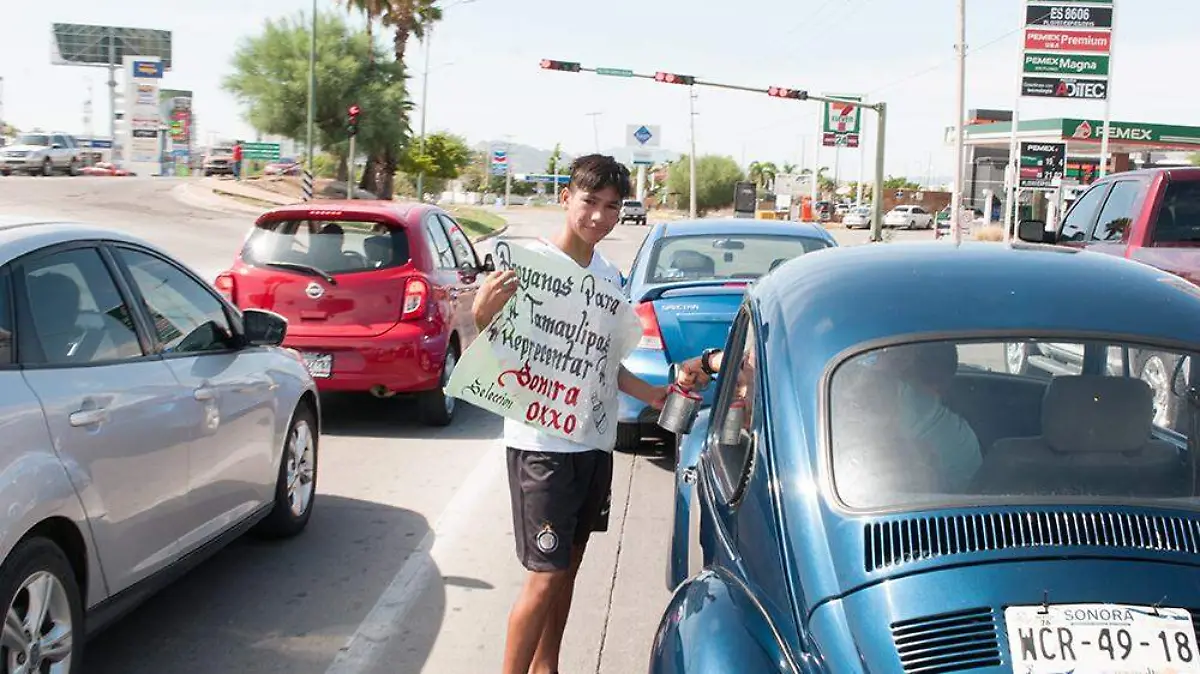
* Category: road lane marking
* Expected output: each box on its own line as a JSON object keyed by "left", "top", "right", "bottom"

{"left": 323, "top": 444, "right": 503, "bottom": 674}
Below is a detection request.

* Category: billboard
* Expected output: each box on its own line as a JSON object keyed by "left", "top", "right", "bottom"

{"left": 50, "top": 23, "right": 172, "bottom": 69}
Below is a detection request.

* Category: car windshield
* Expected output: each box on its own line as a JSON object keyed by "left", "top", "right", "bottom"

{"left": 15, "top": 134, "right": 49, "bottom": 146}
{"left": 243, "top": 219, "right": 411, "bottom": 274}
{"left": 624, "top": 201, "right": 642, "bottom": 207}
{"left": 647, "top": 234, "right": 831, "bottom": 283}
{"left": 828, "top": 337, "right": 1200, "bottom": 511}
{"left": 852, "top": 207, "right": 870, "bottom": 215}
{"left": 1151, "top": 181, "right": 1200, "bottom": 243}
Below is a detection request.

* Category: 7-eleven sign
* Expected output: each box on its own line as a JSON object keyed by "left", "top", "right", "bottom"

{"left": 823, "top": 93, "right": 863, "bottom": 136}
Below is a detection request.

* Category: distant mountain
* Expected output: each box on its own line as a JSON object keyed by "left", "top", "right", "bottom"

{"left": 473, "top": 140, "right": 682, "bottom": 174}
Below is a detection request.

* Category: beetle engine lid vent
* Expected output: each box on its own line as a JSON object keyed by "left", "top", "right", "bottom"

{"left": 892, "top": 607, "right": 1001, "bottom": 674}
{"left": 865, "top": 510, "right": 1200, "bottom": 572}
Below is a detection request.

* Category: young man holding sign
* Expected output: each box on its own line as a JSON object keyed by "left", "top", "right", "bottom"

{"left": 472, "top": 154, "right": 667, "bottom": 674}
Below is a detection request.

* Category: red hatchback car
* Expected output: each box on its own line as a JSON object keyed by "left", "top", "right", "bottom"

{"left": 215, "top": 200, "right": 492, "bottom": 425}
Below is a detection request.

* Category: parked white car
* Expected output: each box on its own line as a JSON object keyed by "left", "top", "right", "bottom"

{"left": 883, "top": 205, "right": 934, "bottom": 229}
{"left": 843, "top": 205, "right": 873, "bottom": 229}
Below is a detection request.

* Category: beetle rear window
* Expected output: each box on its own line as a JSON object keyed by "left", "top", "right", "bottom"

{"left": 829, "top": 337, "right": 1200, "bottom": 511}
{"left": 243, "top": 219, "right": 410, "bottom": 274}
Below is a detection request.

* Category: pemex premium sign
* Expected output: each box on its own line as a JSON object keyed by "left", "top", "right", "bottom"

{"left": 1021, "top": 1, "right": 1112, "bottom": 102}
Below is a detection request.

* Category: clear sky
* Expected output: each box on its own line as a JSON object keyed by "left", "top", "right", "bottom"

{"left": 2, "top": 0, "right": 1194, "bottom": 179}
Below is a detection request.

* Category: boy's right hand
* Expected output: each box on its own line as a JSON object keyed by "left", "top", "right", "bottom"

{"left": 473, "top": 269, "right": 519, "bottom": 331}
{"left": 675, "top": 357, "right": 712, "bottom": 391}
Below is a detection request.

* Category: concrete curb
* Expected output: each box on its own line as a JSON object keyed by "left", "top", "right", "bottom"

{"left": 170, "top": 182, "right": 265, "bottom": 215}
{"left": 471, "top": 223, "right": 509, "bottom": 243}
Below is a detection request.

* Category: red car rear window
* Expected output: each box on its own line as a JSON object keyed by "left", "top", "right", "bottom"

{"left": 243, "top": 220, "right": 411, "bottom": 274}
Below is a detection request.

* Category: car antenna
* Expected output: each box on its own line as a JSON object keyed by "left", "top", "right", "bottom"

{"left": 1152, "top": 596, "right": 1166, "bottom": 617}
{"left": 1038, "top": 590, "right": 1050, "bottom": 615}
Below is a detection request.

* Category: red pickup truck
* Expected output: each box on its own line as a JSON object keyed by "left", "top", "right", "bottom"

{"left": 1014, "top": 166, "right": 1200, "bottom": 431}
{"left": 1019, "top": 166, "right": 1200, "bottom": 282}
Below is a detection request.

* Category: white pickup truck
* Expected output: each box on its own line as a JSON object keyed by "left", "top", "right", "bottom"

{"left": 0, "top": 132, "right": 83, "bottom": 176}
{"left": 620, "top": 199, "right": 648, "bottom": 225}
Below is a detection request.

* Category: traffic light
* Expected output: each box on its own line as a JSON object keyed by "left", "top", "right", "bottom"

{"left": 540, "top": 59, "right": 581, "bottom": 72}
{"left": 347, "top": 104, "right": 361, "bottom": 137}
{"left": 767, "top": 86, "right": 808, "bottom": 100}
{"left": 654, "top": 71, "right": 695, "bottom": 86}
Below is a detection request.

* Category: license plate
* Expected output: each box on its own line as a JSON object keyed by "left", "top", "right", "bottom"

{"left": 1005, "top": 603, "right": 1200, "bottom": 673}
{"left": 301, "top": 352, "right": 332, "bottom": 378}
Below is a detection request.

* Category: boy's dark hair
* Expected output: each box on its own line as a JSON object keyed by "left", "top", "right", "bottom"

{"left": 567, "top": 154, "right": 632, "bottom": 199}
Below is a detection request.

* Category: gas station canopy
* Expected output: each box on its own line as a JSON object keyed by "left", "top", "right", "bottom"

{"left": 963, "top": 117, "right": 1200, "bottom": 155}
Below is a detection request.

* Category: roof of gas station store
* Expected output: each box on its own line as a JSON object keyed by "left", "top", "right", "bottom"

{"left": 962, "top": 117, "right": 1200, "bottom": 155}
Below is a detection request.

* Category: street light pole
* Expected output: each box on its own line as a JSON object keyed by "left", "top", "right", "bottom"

{"left": 950, "top": 0, "right": 967, "bottom": 245}
{"left": 305, "top": 0, "right": 316, "bottom": 185}
{"left": 415, "top": 25, "right": 433, "bottom": 201}
{"left": 688, "top": 86, "right": 697, "bottom": 219}
{"left": 585, "top": 112, "right": 602, "bottom": 152}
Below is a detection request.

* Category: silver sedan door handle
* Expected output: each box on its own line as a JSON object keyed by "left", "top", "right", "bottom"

{"left": 69, "top": 408, "right": 109, "bottom": 427}
{"left": 193, "top": 387, "right": 216, "bottom": 401}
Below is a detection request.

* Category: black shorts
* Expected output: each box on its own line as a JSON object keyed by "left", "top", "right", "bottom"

{"left": 506, "top": 447, "right": 614, "bottom": 572}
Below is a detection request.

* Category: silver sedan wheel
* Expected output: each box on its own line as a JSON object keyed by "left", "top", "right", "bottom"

{"left": 3, "top": 571, "right": 73, "bottom": 674}
{"left": 1140, "top": 355, "right": 1172, "bottom": 428}
{"left": 287, "top": 420, "right": 316, "bottom": 518}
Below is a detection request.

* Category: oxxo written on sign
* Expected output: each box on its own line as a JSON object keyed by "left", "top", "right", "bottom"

{"left": 444, "top": 241, "right": 641, "bottom": 449}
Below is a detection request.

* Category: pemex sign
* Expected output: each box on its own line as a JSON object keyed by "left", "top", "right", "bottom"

{"left": 1020, "top": 1, "right": 1112, "bottom": 102}
{"left": 1063, "top": 119, "right": 1200, "bottom": 148}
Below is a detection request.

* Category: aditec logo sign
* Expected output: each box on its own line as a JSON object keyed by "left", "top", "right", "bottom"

{"left": 1021, "top": 76, "right": 1108, "bottom": 100}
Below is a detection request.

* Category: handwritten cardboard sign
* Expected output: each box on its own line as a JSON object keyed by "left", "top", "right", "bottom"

{"left": 445, "top": 240, "right": 641, "bottom": 449}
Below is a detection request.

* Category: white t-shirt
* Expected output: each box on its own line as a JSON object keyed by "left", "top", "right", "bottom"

{"left": 503, "top": 238, "right": 625, "bottom": 454}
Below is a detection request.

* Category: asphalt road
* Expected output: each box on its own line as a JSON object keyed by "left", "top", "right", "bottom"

{"left": 0, "top": 175, "right": 941, "bottom": 673}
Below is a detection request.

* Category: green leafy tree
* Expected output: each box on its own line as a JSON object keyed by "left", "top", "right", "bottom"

{"left": 222, "top": 11, "right": 411, "bottom": 195}
{"left": 781, "top": 162, "right": 798, "bottom": 174}
{"left": 546, "top": 143, "right": 564, "bottom": 176}
{"left": 400, "top": 132, "right": 471, "bottom": 180}
{"left": 395, "top": 131, "right": 471, "bottom": 198}
{"left": 883, "top": 175, "right": 922, "bottom": 190}
{"left": 666, "top": 155, "right": 746, "bottom": 215}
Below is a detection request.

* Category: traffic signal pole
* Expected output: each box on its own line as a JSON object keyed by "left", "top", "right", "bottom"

{"left": 539, "top": 60, "right": 888, "bottom": 239}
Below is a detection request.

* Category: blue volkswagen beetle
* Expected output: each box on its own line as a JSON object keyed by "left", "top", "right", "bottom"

{"left": 616, "top": 218, "right": 836, "bottom": 451}
{"left": 652, "top": 240, "right": 1200, "bottom": 673}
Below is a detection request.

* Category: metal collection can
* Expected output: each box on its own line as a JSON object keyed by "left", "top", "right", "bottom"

{"left": 657, "top": 384, "right": 703, "bottom": 435}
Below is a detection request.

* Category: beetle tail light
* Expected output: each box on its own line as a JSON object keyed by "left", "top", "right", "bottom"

{"left": 214, "top": 272, "right": 237, "bottom": 304}
{"left": 634, "top": 301, "right": 663, "bottom": 350}
{"left": 401, "top": 277, "right": 429, "bottom": 321}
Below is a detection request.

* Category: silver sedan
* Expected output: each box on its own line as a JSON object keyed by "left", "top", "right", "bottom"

{"left": 0, "top": 215, "right": 320, "bottom": 672}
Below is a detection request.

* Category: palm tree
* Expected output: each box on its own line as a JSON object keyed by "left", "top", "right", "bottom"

{"left": 781, "top": 162, "right": 798, "bottom": 174}
{"left": 748, "top": 161, "right": 778, "bottom": 190}
{"left": 340, "top": 0, "right": 389, "bottom": 59}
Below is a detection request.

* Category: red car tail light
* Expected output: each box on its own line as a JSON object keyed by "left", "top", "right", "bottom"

{"left": 401, "top": 277, "right": 430, "bottom": 321}
{"left": 214, "top": 272, "right": 237, "bottom": 304}
{"left": 634, "top": 301, "right": 663, "bottom": 350}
